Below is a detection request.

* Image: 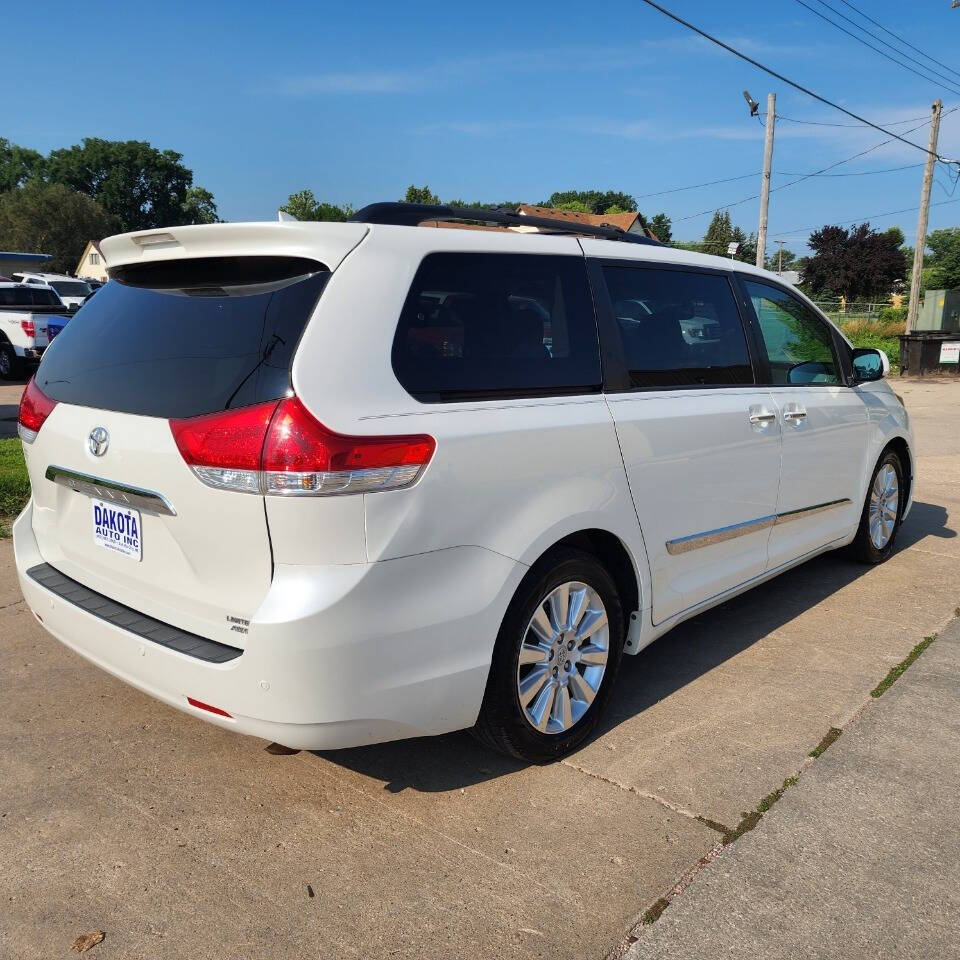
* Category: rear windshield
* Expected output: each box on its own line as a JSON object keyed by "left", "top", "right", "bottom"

{"left": 35, "top": 257, "right": 329, "bottom": 418}
{"left": 0, "top": 286, "right": 63, "bottom": 307}
{"left": 50, "top": 280, "right": 91, "bottom": 297}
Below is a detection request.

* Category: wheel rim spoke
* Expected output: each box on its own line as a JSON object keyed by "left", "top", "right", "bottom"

{"left": 519, "top": 642, "right": 549, "bottom": 666}
{"left": 530, "top": 605, "right": 553, "bottom": 644}
{"left": 519, "top": 666, "right": 550, "bottom": 706}
{"left": 568, "top": 669, "right": 597, "bottom": 707}
{"left": 578, "top": 643, "right": 608, "bottom": 666}
{"left": 576, "top": 609, "right": 608, "bottom": 641}
{"left": 548, "top": 583, "right": 570, "bottom": 632}
{"left": 532, "top": 681, "right": 558, "bottom": 732}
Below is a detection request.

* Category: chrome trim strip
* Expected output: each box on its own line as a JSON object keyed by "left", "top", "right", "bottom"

{"left": 774, "top": 498, "right": 851, "bottom": 525}
{"left": 45, "top": 465, "right": 177, "bottom": 517}
{"left": 666, "top": 514, "right": 776, "bottom": 555}
{"left": 665, "top": 498, "right": 852, "bottom": 556}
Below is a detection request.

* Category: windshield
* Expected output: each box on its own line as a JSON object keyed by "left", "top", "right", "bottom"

{"left": 51, "top": 280, "right": 92, "bottom": 297}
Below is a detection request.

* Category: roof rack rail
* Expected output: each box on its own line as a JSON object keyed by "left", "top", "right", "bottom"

{"left": 348, "top": 202, "right": 662, "bottom": 246}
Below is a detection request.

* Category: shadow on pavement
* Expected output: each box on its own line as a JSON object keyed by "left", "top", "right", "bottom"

{"left": 313, "top": 499, "right": 954, "bottom": 792}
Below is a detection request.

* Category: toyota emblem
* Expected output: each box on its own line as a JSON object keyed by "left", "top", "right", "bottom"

{"left": 88, "top": 426, "right": 110, "bottom": 457}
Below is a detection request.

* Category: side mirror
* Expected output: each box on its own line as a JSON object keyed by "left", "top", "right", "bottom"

{"left": 852, "top": 347, "right": 887, "bottom": 382}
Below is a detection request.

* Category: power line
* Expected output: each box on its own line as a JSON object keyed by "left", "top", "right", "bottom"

{"left": 835, "top": 0, "right": 960, "bottom": 84}
{"left": 636, "top": 0, "right": 959, "bottom": 165}
{"left": 773, "top": 112, "right": 931, "bottom": 128}
{"left": 794, "top": 0, "right": 960, "bottom": 98}
{"left": 772, "top": 195, "right": 960, "bottom": 237}
{"left": 776, "top": 163, "right": 923, "bottom": 177}
{"left": 673, "top": 112, "right": 952, "bottom": 222}
{"left": 638, "top": 163, "right": 923, "bottom": 207}
{"left": 634, "top": 172, "right": 758, "bottom": 199}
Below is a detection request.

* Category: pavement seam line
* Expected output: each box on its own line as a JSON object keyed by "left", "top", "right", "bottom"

{"left": 559, "top": 759, "right": 716, "bottom": 828}
{"left": 309, "top": 759, "right": 564, "bottom": 901}
{"left": 611, "top": 617, "right": 956, "bottom": 958}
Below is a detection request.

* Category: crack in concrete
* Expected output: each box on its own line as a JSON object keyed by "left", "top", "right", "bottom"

{"left": 559, "top": 759, "right": 714, "bottom": 829}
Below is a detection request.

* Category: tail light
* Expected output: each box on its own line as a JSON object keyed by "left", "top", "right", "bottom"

{"left": 170, "top": 397, "right": 435, "bottom": 497}
{"left": 18, "top": 378, "right": 58, "bottom": 444}
{"left": 20, "top": 319, "right": 35, "bottom": 338}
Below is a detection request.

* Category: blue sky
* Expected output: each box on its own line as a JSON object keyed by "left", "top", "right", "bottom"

{"left": 4, "top": 0, "right": 960, "bottom": 252}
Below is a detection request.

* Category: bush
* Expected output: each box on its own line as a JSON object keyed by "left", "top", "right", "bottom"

{"left": 845, "top": 331, "right": 901, "bottom": 368}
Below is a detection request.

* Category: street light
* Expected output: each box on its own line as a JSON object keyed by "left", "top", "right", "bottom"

{"left": 743, "top": 90, "right": 759, "bottom": 117}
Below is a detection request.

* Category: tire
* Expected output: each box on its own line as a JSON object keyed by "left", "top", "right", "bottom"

{"left": 849, "top": 450, "right": 904, "bottom": 564}
{"left": 0, "top": 344, "right": 19, "bottom": 381}
{"left": 473, "top": 547, "right": 625, "bottom": 762}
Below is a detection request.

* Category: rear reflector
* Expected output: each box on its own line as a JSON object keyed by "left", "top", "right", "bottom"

{"left": 18, "top": 377, "right": 58, "bottom": 444}
{"left": 170, "top": 397, "right": 435, "bottom": 497}
{"left": 20, "top": 319, "right": 35, "bottom": 337}
{"left": 187, "top": 697, "right": 232, "bottom": 718}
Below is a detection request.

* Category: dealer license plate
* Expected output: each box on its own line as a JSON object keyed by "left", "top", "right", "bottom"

{"left": 91, "top": 498, "right": 143, "bottom": 561}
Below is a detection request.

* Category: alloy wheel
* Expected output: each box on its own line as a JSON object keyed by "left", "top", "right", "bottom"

{"left": 516, "top": 581, "right": 610, "bottom": 734}
{"left": 869, "top": 463, "right": 899, "bottom": 549}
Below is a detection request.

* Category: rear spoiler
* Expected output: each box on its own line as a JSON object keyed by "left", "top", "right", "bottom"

{"left": 99, "top": 221, "right": 369, "bottom": 275}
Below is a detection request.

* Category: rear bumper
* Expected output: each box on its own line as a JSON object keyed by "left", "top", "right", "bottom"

{"left": 13, "top": 502, "right": 523, "bottom": 750}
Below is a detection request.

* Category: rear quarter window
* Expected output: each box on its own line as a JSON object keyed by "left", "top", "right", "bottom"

{"left": 35, "top": 257, "right": 329, "bottom": 418}
{"left": 392, "top": 252, "right": 601, "bottom": 401}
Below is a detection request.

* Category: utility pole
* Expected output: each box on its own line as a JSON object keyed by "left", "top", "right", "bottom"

{"left": 756, "top": 92, "right": 776, "bottom": 269}
{"left": 777, "top": 239, "right": 784, "bottom": 275}
{"left": 907, "top": 99, "right": 942, "bottom": 333}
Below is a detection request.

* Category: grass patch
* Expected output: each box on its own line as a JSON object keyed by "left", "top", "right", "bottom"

{"left": 834, "top": 316, "right": 904, "bottom": 368}
{"left": 0, "top": 437, "right": 30, "bottom": 537}
{"left": 723, "top": 775, "right": 799, "bottom": 845}
{"left": 642, "top": 897, "right": 670, "bottom": 925}
{"left": 809, "top": 727, "right": 842, "bottom": 758}
{"left": 871, "top": 636, "right": 936, "bottom": 698}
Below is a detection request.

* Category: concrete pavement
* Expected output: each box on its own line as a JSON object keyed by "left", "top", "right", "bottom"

{"left": 0, "top": 377, "right": 27, "bottom": 439}
{"left": 626, "top": 617, "right": 960, "bottom": 960}
{"left": 0, "top": 377, "right": 958, "bottom": 959}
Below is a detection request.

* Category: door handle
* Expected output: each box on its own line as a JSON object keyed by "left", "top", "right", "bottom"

{"left": 783, "top": 405, "right": 807, "bottom": 424}
{"left": 749, "top": 406, "right": 777, "bottom": 425}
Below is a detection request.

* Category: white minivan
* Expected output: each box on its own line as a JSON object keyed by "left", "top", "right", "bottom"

{"left": 13, "top": 204, "right": 914, "bottom": 761}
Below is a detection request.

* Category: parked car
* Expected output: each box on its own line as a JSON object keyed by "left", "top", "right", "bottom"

{"left": 0, "top": 282, "right": 70, "bottom": 379}
{"left": 13, "top": 205, "right": 914, "bottom": 761}
{"left": 11, "top": 272, "right": 92, "bottom": 311}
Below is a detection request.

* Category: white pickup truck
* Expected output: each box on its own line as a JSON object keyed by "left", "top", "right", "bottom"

{"left": 0, "top": 282, "right": 70, "bottom": 379}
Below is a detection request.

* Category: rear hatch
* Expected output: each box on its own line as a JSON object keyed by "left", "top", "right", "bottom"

{"left": 21, "top": 226, "right": 366, "bottom": 646}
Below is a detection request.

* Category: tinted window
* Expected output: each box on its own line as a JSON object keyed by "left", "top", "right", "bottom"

{"left": 603, "top": 266, "right": 753, "bottom": 387}
{"left": 50, "top": 280, "right": 91, "bottom": 297}
{"left": 0, "top": 286, "right": 61, "bottom": 307}
{"left": 743, "top": 280, "right": 840, "bottom": 385}
{"left": 392, "top": 253, "right": 600, "bottom": 401}
{"left": 36, "top": 258, "right": 329, "bottom": 418}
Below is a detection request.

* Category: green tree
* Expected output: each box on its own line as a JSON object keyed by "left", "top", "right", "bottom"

{"left": 44, "top": 138, "right": 214, "bottom": 232}
{"left": 765, "top": 247, "right": 798, "bottom": 272}
{"left": 279, "top": 189, "right": 353, "bottom": 222}
{"left": 926, "top": 228, "right": 960, "bottom": 289}
{"left": 554, "top": 200, "right": 591, "bottom": 213}
{"left": 649, "top": 212, "right": 672, "bottom": 244}
{"left": 546, "top": 189, "right": 636, "bottom": 214}
{"left": 181, "top": 186, "right": 219, "bottom": 224}
{"left": 701, "top": 211, "right": 756, "bottom": 263}
{"left": 803, "top": 223, "right": 906, "bottom": 300}
{"left": 0, "top": 138, "right": 46, "bottom": 192}
{"left": 403, "top": 184, "right": 441, "bottom": 205}
{"left": 703, "top": 210, "right": 733, "bottom": 251}
{"left": 0, "top": 181, "right": 117, "bottom": 273}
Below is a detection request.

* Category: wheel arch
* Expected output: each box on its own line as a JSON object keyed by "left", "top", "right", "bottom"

{"left": 526, "top": 528, "right": 641, "bottom": 626}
